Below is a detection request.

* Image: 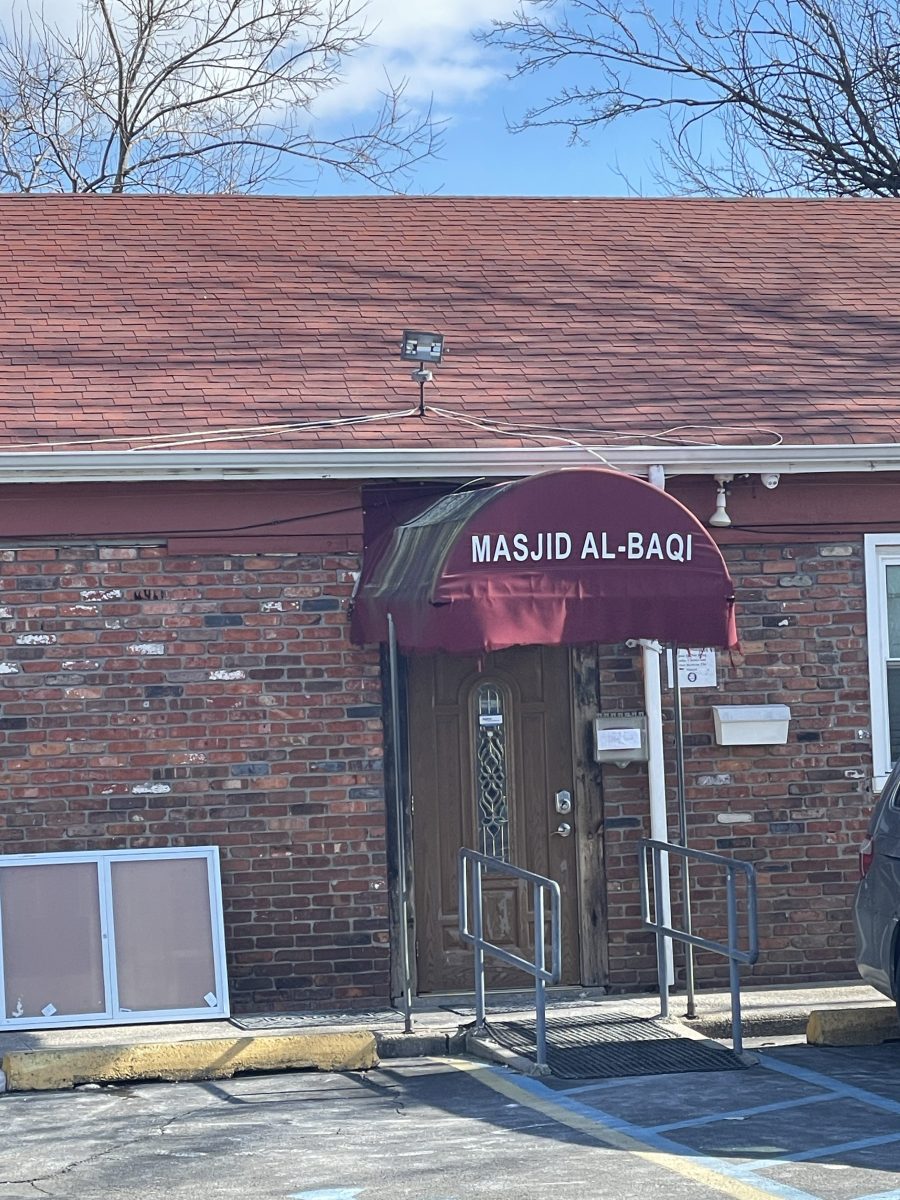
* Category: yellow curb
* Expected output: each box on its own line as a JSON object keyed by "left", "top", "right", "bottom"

{"left": 807, "top": 1005, "right": 899, "bottom": 1046}
{"left": 1, "top": 1031, "right": 377, "bottom": 1091}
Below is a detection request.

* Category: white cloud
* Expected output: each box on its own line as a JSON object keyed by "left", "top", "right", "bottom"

{"left": 313, "top": 0, "right": 519, "bottom": 120}
{"left": 0, "top": 0, "right": 78, "bottom": 31}
{"left": 0, "top": 0, "right": 517, "bottom": 130}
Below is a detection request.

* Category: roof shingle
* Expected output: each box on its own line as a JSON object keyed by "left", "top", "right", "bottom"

{"left": 1, "top": 195, "right": 899, "bottom": 451}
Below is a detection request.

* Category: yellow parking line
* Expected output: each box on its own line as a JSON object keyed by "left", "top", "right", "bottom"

{"left": 448, "top": 1059, "right": 789, "bottom": 1200}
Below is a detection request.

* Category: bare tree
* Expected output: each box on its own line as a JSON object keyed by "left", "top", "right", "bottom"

{"left": 481, "top": 0, "right": 900, "bottom": 196}
{"left": 0, "top": 0, "right": 437, "bottom": 193}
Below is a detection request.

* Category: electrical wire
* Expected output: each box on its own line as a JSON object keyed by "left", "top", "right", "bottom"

{"left": 0, "top": 406, "right": 421, "bottom": 453}
{"left": 726, "top": 519, "right": 900, "bottom": 532}
{"left": 131, "top": 407, "right": 422, "bottom": 451}
{"left": 426, "top": 404, "right": 614, "bottom": 466}
{"left": 0, "top": 395, "right": 789, "bottom": 456}
{"left": 0, "top": 420, "right": 311, "bottom": 453}
{"left": 429, "top": 409, "right": 785, "bottom": 449}
{"left": 2, "top": 504, "right": 362, "bottom": 542}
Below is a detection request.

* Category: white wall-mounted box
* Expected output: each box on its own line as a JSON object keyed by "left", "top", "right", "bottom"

{"left": 593, "top": 713, "right": 648, "bottom": 764}
{"left": 712, "top": 704, "right": 791, "bottom": 746}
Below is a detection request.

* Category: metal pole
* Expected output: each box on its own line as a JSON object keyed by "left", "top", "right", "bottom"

{"left": 726, "top": 864, "right": 743, "bottom": 1056}
{"left": 652, "top": 846, "right": 669, "bottom": 1019}
{"left": 671, "top": 646, "right": 696, "bottom": 1020}
{"left": 534, "top": 882, "right": 547, "bottom": 1069}
{"left": 473, "top": 861, "right": 486, "bottom": 1034}
{"left": 387, "top": 614, "right": 413, "bottom": 1034}
{"left": 640, "top": 639, "right": 673, "bottom": 988}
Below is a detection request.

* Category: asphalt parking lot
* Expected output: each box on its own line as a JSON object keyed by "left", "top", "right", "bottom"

{"left": 538, "top": 1039, "right": 900, "bottom": 1200}
{"left": 4, "top": 1042, "right": 900, "bottom": 1199}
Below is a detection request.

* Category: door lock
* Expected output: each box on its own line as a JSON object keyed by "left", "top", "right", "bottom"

{"left": 553, "top": 822, "right": 572, "bottom": 837}
{"left": 554, "top": 789, "right": 572, "bottom": 814}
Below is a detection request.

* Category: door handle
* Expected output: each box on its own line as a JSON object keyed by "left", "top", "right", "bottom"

{"left": 553, "top": 822, "right": 572, "bottom": 837}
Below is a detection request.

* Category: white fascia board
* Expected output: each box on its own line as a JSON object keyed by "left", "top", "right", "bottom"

{"left": 2, "top": 442, "right": 900, "bottom": 483}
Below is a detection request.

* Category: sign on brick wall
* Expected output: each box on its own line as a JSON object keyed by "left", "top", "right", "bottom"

{"left": 666, "top": 647, "right": 717, "bottom": 689}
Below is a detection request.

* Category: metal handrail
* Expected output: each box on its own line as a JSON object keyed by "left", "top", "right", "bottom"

{"left": 639, "top": 838, "right": 759, "bottom": 1055}
{"left": 458, "top": 848, "right": 561, "bottom": 1069}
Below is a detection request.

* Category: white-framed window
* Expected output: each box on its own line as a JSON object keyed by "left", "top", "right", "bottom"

{"left": 865, "top": 535, "right": 900, "bottom": 789}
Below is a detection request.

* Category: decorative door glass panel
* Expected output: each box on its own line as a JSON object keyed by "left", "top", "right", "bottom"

{"left": 0, "top": 861, "right": 107, "bottom": 1021}
{"left": 475, "top": 682, "right": 510, "bottom": 861}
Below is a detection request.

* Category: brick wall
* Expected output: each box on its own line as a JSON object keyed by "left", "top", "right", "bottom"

{"left": 601, "top": 538, "right": 872, "bottom": 990}
{"left": 0, "top": 544, "right": 389, "bottom": 1011}
{"left": 0, "top": 531, "right": 878, "bottom": 1005}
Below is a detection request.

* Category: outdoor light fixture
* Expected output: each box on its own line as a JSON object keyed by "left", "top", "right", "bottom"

{"left": 708, "top": 475, "right": 733, "bottom": 528}
{"left": 399, "top": 329, "right": 445, "bottom": 416}
{"left": 400, "top": 330, "right": 444, "bottom": 364}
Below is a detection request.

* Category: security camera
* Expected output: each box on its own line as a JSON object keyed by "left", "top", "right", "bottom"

{"left": 411, "top": 367, "right": 433, "bottom": 384}
{"left": 760, "top": 473, "right": 780, "bottom": 490}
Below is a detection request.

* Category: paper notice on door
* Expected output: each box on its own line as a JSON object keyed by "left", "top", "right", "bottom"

{"left": 478, "top": 714, "right": 503, "bottom": 726}
{"left": 596, "top": 727, "right": 642, "bottom": 751}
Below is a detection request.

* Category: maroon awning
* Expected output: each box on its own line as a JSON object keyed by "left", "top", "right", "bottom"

{"left": 351, "top": 467, "right": 737, "bottom": 653}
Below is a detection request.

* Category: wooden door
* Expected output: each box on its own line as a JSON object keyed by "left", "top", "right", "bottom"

{"left": 409, "top": 645, "right": 581, "bottom": 992}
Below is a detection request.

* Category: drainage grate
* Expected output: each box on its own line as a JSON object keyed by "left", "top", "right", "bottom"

{"left": 486, "top": 1011, "right": 748, "bottom": 1079}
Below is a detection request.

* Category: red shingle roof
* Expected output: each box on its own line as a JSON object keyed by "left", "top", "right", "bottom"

{"left": 2, "top": 195, "right": 900, "bottom": 451}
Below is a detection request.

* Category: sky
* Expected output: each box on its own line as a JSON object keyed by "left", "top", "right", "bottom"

{"left": 309, "top": 0, "right": 670, "bottom": 197}
{"left": 0, "top": 0, "right": 672, "bottom": 197}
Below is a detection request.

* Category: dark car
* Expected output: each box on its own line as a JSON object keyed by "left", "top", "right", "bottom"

{"left": 855, "top": 758, "right": 900, "bottom": 1007}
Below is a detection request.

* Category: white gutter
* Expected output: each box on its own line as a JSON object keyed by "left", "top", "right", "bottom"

{"left": 2, "top": 442, "right": 900, "bottom": 483}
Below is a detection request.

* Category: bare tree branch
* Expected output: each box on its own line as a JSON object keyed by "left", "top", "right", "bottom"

{"left": 0, "top": 0, "right": 439, "bottom": 193}
{"left": 481, "top": 0, "right": 900, "bottom": 195}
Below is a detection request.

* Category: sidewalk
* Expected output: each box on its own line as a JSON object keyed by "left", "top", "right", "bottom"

{"left": 0, "top": 980, "right": 890, "bottom": 1092}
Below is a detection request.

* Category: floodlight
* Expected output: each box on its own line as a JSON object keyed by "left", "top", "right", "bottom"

{"left": 400, "top": 330, "right": 444, "bottom": 364}
{"left": 708, "top": 476, "right": 733, "bottom": 528}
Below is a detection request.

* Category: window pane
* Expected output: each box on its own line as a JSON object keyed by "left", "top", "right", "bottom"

{"left": 110, "top": 857, "right": 218, "bottom": 1013}
{"left": 475, "top": 683, "right": 510, "bottom": 862}
{"left": 0, "top": 862, "right": 106, "bottom": 1019}
{"left": 889, "top": 664, "right": 900, "bottom": 765}
{"left": 887, "top": 566, "right": 900, "bottom": 657}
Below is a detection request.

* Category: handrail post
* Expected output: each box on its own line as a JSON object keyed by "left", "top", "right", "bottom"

{"left": 458, "top": 849, "right": 562, "bottom": 1067}
{"left": 726, "top": 862, "right": 743, "bottom": 1056}
{"left": 639, "top": 838, "right": 758, "bottom": 1053}
{"left": 534, "top": 881, "right": 547, "bottom": 1069}
{"left": 651, "top": 845, "right": 669, "bottom": 1019}
{"left": 747, "top": 863, "right": 759, "bottom": 964}
{"left": 473, "top": 859, "right": 486, "bottom": 1035}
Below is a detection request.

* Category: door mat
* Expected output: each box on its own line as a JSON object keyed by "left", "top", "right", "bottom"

{"left": 230, "top": 1011, "right": 404, "bottom": 1032}
{"left": 486, "top": 1011, "right": 748, "bottom": 1079}
{"left": 441, "top": 1000, "right": 557, "bottom": 1018}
